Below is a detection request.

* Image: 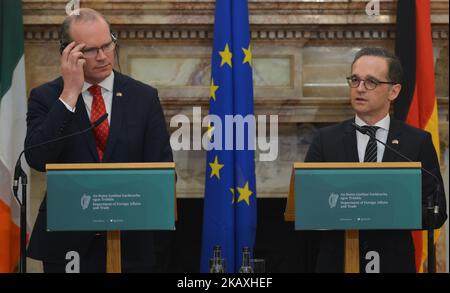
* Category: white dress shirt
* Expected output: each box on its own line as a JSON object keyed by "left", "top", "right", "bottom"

{"left": 355, "top": 114, "right": 390, "bottom": 163}
{"left": 59, "top": 71, "right": 114, "bottom": 124}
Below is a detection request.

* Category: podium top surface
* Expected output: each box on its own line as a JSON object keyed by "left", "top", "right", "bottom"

{"left": 46, "top": 162, "right": 176, "bottom": 170}
{"left": 293, "top": 162, "right": 421, "bottom": 169}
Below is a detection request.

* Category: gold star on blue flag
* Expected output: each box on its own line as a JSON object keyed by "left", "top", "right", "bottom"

{"left": 200, "top": 0, "right": 257, "bottom": 273}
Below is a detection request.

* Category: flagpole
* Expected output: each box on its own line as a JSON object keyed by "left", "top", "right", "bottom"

{"left": 427, "top": 193, "right": 437, "bottom": 273}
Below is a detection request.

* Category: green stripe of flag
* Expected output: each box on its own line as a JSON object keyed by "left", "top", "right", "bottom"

{"left": 0, "top": 0, "right": 25, "bottom": 99}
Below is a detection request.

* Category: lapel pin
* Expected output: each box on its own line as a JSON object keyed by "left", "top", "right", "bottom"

{"left": 116, "top": 92, "right": 123, "bottom": 97}
{"left": 392, "top": 139, "right": 399, "bottom": 145}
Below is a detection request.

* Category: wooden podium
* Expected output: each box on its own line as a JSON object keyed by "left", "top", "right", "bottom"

{"left": 46, "top": 162, "right": 177, "bottom": 273}
{"left": 284, "top": 162, "right": 421, "bottom": 273}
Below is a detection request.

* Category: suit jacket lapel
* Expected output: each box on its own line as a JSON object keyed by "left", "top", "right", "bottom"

{"left": 343, "top": 119, "right": 359, "bottom": 162}
{"left": 103, "top": 71, "right": 127, "bottom": 162}
{"left": 382, "top": 119, "right": 403, "bottom": 162}
{"left": 74, "top": 95, "right": 99, "bottom": 161}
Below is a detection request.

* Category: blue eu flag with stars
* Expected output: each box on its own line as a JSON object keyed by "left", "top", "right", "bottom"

{"left": 200, "top": 0, "right": 257, "bottom": 273}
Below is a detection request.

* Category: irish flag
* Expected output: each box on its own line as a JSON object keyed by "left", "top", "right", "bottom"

{"left": 395, "top": 0, "right": 441, "bottom": 273}
{"left": 0, "top": 0, "right": 29, "bottom": 273}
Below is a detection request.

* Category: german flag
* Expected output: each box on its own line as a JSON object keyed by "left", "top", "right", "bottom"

{"left": 395, "top": 0, "right": 441, "bottom": 273}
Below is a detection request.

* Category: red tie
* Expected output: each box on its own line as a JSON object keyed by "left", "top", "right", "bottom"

{"left": 88, "top": 84, "right": 110, "bottom": 161}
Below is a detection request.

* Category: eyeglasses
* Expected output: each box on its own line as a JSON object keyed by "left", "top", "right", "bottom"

{"left": 346, "top": 75, "right": 397, "bottom": 90}
{"left": 81, "top": 40, "right": 116, "bottom": 58}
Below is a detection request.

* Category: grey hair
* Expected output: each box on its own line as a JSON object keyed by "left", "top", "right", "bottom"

{"left": 59, "top": 8, "right": 111, "bottom": 45}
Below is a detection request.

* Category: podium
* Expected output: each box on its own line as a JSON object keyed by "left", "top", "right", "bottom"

{"left": 285, "top": 162, "right": 422, "bottom": 273}
{"left": 46, "top": 162, "right": 176, "bottom": 273}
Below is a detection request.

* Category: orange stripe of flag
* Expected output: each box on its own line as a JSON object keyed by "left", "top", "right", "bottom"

{"left": 406, "top": 0, "right": 436, "bottom": 129}
{"left": 0, "top": 200, "right": 20, "bottom": 273}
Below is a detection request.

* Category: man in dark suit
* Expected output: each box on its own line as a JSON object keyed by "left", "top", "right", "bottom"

{"left": 25, "top": 8, "right": 173, "bottom": 272}
{"left": 300, "top": 47, "right": 447, "bottom": 273}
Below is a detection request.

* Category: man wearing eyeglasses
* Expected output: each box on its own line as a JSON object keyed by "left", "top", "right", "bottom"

{"left": 299, "top": 47, "right": 447, "bottom": 273}
{"left": 25, "top": 8, "right": 173, "bottom": 272}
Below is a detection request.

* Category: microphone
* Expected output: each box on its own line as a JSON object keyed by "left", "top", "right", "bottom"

{"left": 352, "top": 121, "right": 442, "bottom": 273}
{"left": 351, "top": 121, "right": 442, "bottom": 214}
{"left": 13, "top": 113, "right": 108, "bottom": 196}
{"left": 12, "top": 112, "right": 107, "bottom": 273}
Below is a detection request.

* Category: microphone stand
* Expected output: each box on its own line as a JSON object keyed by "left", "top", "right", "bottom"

{"left": 12, "top": 112, "right": 108, "bottom": 273}
{"left": 352, "top": 122, "right": 439, "bottom": 273}
{"left": 12, "top": 158, "right": 27, "bottom": 273}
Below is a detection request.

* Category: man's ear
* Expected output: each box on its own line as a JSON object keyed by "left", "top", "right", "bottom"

{"left": 388, "top": 84, "right": 402, "bottom": 102}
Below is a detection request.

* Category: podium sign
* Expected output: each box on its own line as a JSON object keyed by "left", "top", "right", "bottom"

{"left": 47, "top": 163, "right": 175, "bottom": 231}
{"left": 294, "top": 163, "right": 422, "bottom": 230}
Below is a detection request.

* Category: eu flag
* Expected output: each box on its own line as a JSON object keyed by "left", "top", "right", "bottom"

{"left": 200, "top": 0, "right": 257, "bottom": 273}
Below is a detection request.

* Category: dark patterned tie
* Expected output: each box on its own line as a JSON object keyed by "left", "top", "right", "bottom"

{"left": 362, "top": 126, "right": 379, "bottom": 162}
{"left": 360, "top": 125, "right": 381, "bottom": 272}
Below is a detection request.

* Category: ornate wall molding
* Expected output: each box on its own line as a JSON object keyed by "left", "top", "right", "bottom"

{"left": 21, "top": 0, "right": 450, "bottom": 25}
{"left": 24, "top": 26, "right": 449, "bottom": 41}
{"left": 23, "top": 0, "right": 449, "bottom": 41}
